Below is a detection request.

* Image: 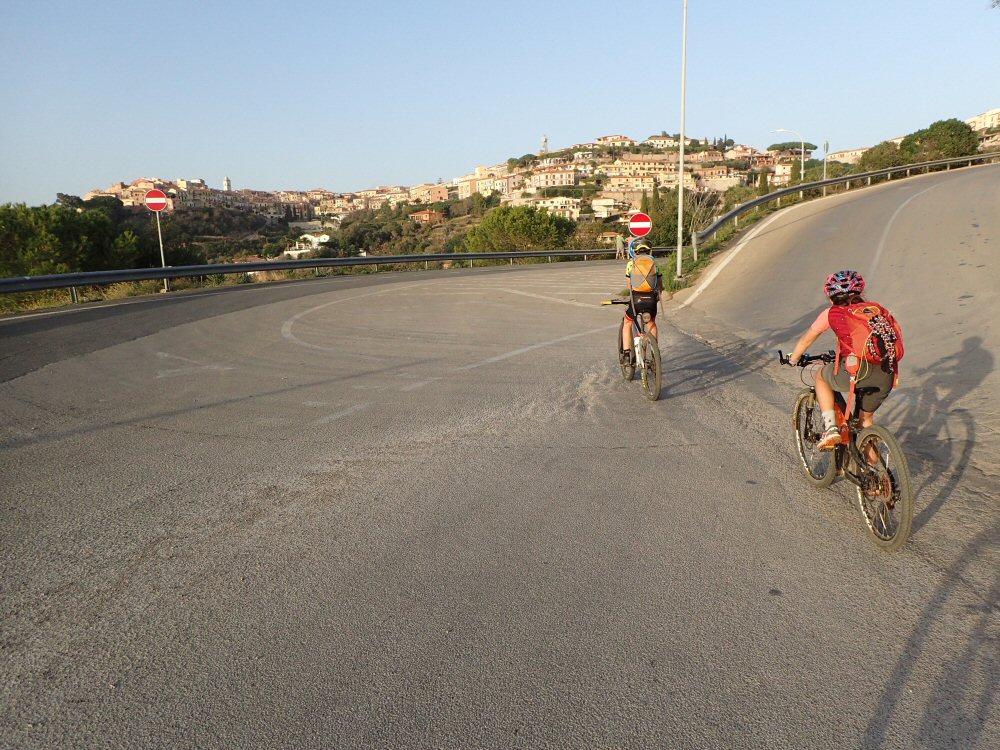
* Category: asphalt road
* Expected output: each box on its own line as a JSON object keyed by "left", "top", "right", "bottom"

{"left": 2, "top": 167, "right": 998, "bottom": 749}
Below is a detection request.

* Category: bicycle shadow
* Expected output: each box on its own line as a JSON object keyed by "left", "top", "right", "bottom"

{"left": 879, "top": 336, "right": 993, "bottom": 535}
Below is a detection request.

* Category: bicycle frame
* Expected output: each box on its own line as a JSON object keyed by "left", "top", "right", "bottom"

{"left": 781, "top": 351, "right": 882, "bottom": 492}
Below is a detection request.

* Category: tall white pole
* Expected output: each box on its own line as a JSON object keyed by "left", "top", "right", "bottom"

{"left": 676, "top": 0, "right": 688, "bottom": 279}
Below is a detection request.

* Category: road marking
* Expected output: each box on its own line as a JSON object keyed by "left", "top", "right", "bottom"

{"left": 869, "top": 183, "right": 942, "bottom": 285}
{"left": 311, "top": 402, "right": 371, "bottom": 425}
{"left": 155, "top": 352, "right": 232, "bottom": 378}
{"left": 459, "top": 324, "right": 618, "bottom": 370}
{"left": 400, "top": 378, "right": 441, "bottom": 392}
{"left": 679, "top": 210, "right": 791, "bottom": 308}
{"left": 497, "top": 288, "right": 603, "bottom": 309}
{"left": 281, "top": 289, "right": 398, "bottom": 351}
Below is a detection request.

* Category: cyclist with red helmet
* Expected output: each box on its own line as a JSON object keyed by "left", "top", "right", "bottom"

{"left": 787, "top": 270, "right": 903, "bottom": 450}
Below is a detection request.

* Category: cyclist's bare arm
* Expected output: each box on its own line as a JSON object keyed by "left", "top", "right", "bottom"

{"left": 789, "top": 329, "right": 822, "bottom": 365}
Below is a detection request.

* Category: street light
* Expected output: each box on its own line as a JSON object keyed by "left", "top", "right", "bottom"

{"left": 775, "top": 127, "right": 805, "bottom": 186}
{"left": 676, "top": 0, "right": 688, "bottom": 278}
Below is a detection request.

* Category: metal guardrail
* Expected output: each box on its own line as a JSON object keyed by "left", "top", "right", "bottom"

{"left": 3, "top": 151, "right": 997, "bottom": 295}
{"left": 0, "top": 249, "right": 621, "bottom": 294}
{"left": 694, "top": 151, "right": 1000, "bottom": 244}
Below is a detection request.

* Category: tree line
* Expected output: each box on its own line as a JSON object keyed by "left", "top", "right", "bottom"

{"left": 0, "top": 195, "right": 294, "bottom": 278}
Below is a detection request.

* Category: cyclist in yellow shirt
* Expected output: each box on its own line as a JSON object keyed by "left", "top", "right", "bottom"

{"left": 620, "top": 238, "right": 662, "bottom": 365}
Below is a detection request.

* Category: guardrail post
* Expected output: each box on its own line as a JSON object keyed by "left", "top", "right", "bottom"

{"left": 691, "top": 232, "right": 698, "bottom": 262}
{"left": 425, "top": 260, "right": 428, "bottom": 270}
{"left": 70, "top": 286, "right": 79, "bottom": 304}
{"left": 470, "top": 258, "right": 474, "bottom": 268}
{"left": 867, "top": 176, "right": 871, "bottom": 186}
{"left": 374, "top": 263, "right": 378, "bottom": 272}
{"left": 776, "top": 196, "right": 781, "bottom": 207}
{"left": 907, "top": 168, "right": 911, "bottom": 177}
{"left": 548, "top": 255, "right": 551, "bottom": 262}
{"left": 735, "top": 215, "right": 739, "bottom": 227}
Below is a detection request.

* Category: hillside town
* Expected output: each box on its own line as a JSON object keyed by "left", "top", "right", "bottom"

{"left": 86, "top": 108, "right": 1000, "bottom": 238}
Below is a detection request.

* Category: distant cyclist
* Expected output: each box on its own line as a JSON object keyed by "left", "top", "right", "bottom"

{"left": 620, "top": 238, "right": 663, "bottom": 365}
{"left": 787, "top": 270, "right": 904, "bottom": 450}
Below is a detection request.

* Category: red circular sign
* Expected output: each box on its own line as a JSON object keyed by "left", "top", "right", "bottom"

{"left": 144, "top": 189, "right": 168, "bottom": 212}
{"left": 628, "top": 212, "right": 652, "bottom": 237}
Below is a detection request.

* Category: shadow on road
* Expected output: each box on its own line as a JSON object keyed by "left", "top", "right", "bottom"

{"left": 0, "top": 356, "right": 439, "bottom": 452}
{"left": 862, "top": 516, "right": 1000, "bottom": 748}
{"left": 885, "top": 336, "right": 993, "bottom": 536}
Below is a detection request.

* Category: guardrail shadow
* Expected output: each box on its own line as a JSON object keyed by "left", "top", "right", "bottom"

{"left": 0, "top": 356, "right": 440, "bottom": 452}
{"left": 862, "top": 516, "right": 1000, "bottom": 748}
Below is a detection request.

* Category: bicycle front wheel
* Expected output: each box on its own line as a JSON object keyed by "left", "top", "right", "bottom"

{"left": 854, "top": 425, "right": 913, "bottom": 551}
{"left": 792, "top": 389, "right": 836, "bottom": 487}
{"left": 617, "top": 325, "right": 634, "bottom": 382}
{"left": 640, "top": 333, "right": 661, "bottom": 401}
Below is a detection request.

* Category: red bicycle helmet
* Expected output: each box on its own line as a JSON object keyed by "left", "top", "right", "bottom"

{"left": 824, "top": 269, "right": 865, "bottom": 298}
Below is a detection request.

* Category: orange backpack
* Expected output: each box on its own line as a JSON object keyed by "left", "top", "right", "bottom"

{"left": 828, "top": 301, "right": 904, "bottom": 381}
{"left": 629, "top": 255, "right": 660, "bottom": 293}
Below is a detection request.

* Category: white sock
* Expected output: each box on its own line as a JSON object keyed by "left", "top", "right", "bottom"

{"left": 822, "top": 410, "right": 836, "bottom": 430}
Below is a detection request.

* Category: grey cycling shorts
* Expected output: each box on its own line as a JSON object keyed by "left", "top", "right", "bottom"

{"left": 821, "top": 360, "right": 894, "bottom": 412}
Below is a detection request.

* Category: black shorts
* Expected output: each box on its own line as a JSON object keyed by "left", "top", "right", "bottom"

{"left": 624, "top": 292, "right": 658, "bottom": 322}
{"left": 820, "top": 359, "right": 894, "bottom": 412}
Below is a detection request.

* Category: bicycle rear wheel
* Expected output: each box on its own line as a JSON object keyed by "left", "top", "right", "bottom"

{"left": 854, "top": 425, "right": 913, "bottom": 551}
{"left": 640, "top": 333, "right": 661, "bottom": 401}
{"left": 617, "top": 325, "right": 635, "bottom": 381}
{"left": 792, "top": 389, "right": 836, "bottom": 487}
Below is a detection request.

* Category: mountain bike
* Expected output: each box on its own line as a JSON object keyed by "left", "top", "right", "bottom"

{"left": 606, "top": 297, "right": 662, "bottom": 401}
{"left": 778, "top": 350, "right": 913, "bottom": 551}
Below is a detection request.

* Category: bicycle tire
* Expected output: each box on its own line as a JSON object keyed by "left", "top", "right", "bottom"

{"left": 640, "top": 333, "right": 662, "bottom": 401}
{"left": 617, "top": 325, "right": 635, "bottom": 382}
{"left": 792, "top": 389, "right": 836, "bottom": 487}
{"left": 854, "top": 425, "right": 913, "bottom": 551}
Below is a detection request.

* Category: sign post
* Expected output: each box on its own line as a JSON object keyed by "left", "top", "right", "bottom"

{"left": 144, "top": 189, "right": 169, "bottom": 292}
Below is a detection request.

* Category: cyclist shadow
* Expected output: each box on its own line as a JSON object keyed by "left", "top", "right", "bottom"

{"left": 879, "top": 336, "right": 992, "bottom": 535}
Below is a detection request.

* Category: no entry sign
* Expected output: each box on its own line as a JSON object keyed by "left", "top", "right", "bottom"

{"left": 144, "top": 189, "right": 168, "bottom": 212}
{"left": 628, "top": 212, "right": 652, "bottom": 237}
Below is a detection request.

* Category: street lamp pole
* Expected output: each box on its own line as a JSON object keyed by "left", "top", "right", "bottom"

{"left": 676, "top": 0, "right": 688, "bottom": 279}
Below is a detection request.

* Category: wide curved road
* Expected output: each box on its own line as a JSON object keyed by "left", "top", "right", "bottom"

{"left": 2, "top": 165, "right": 998, "bottom": 748}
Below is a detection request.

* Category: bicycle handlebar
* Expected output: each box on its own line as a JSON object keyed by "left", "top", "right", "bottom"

{"left": 778, "top": 350, "right": 836, "bottom": 367}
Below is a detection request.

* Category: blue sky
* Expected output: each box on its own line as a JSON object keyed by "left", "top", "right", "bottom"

{"left": 1, "top": 0, "right": 998, "bottom": 206}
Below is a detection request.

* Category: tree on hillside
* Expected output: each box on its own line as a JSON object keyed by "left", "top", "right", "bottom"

{"left": 899, "top": 118, "right": 979, "bottom": 162}
{"left": 767, "top": 141, "right": 819, "bottom": 152}
{"left": 791, "top": 159, "right": 802, "bottom": 183}
{"left": 465, "top": 205, "right": 574, "bottom": 252}
{"left": 858, "top": 141, "right": 905, "bottom": 172}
